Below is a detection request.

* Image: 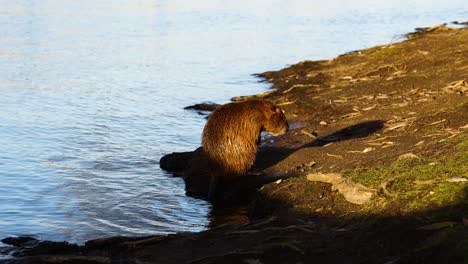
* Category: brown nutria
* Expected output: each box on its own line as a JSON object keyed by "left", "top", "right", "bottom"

{"left": 199, "top": 99, "right": 288, "bottom": 198}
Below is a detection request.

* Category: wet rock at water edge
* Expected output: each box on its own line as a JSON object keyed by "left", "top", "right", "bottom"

{"left": 184, "top": 102, "right": 220, "bottom": 112}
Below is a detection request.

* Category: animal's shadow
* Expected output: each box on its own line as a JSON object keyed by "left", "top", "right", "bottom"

{"left": 255, "top": 120, "right": 385, "bottom": 171}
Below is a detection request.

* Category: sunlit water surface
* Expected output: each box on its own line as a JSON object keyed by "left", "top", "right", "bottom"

{"left": 0, "top": 0, "right": 466, "bottom": 244}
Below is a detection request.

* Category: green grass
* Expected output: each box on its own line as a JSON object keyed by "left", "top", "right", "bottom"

{"left": 348, "top": 134, "right": 467, "bottom": 216}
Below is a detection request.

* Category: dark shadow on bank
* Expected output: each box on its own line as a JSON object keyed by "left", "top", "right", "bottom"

{"left": 2, "top": 186, "right": 466, "bottom": 264}
{"left": 241, "top": 184, "right": 468, "bottom": 264}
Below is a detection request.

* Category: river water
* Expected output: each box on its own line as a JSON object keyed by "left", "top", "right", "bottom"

{"left": 0, "top": 0, "right": 466, "bottom": 244}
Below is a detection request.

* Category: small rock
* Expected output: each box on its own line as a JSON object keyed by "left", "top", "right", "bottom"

{"left": 362, "top": 147, "right": 374, "bottom": 153}
{"left": 306, "top": 173, "right": 374, "bottom": 205}
{"left": 320, "top": 121, "right": 328, "bottom": 126}
{"left": 2, "top": 236, "right": 39, "bottom": 247}
{"left": 184, "top": 102, "right": 220, "bottom": 111}
{"left": 397, "top": 153, "right": 419, "bottom": 160}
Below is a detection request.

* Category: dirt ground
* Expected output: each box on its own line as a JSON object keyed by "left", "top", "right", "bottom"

{"left": 2, "top": 24, "right": 467, "bottom": 264}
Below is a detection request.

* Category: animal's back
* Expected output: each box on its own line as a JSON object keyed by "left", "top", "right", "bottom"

{"left": 202, "top": 101, "right": 262, "bottom": 177}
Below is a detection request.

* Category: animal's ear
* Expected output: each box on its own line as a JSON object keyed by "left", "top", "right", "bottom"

{"left": 269, "top": 103, "right": 282, "bottom": 113}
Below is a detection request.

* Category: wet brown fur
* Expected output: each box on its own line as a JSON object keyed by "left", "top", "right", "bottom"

{"left": 202, "top": 99, "right": 289, "bottom": 180}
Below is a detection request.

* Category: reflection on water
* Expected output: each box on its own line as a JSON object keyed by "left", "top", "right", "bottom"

{"left": 0, "top": 0, "right": 466, "bottom": 244}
